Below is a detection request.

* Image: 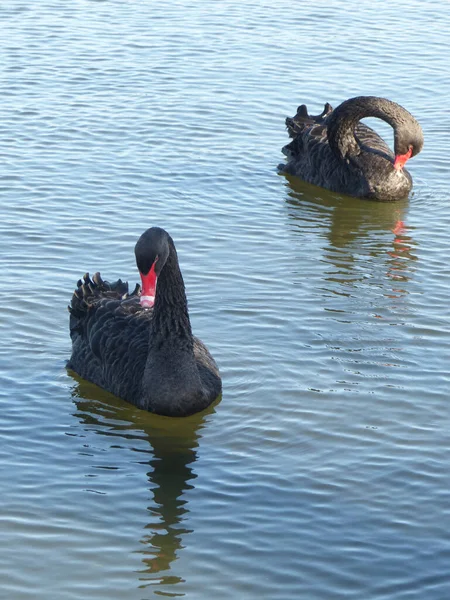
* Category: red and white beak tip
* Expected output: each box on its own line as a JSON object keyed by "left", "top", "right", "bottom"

{"left": 140, "top": 295, "right": 155, "bottom": 308}
{"left": 393, "top": 156, "right": 405, "bottom": 171}
{"left": 139, "top": 261, "right": 158, "bottom": 308}
{"left": 393, "top": 148, "right": 413, "bottom": 171}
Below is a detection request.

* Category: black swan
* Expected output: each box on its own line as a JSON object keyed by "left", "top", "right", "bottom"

{"left": 279, "top": 96, "right": 424, "bottom": 201}
{"left": 68, "top": 227, "right": 222, "bottom": 417}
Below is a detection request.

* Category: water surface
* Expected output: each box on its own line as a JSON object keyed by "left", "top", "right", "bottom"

{"left": 1, "top": 1, "right": 449, "bottom": 598}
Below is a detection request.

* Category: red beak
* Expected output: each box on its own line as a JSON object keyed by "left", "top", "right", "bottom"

{"left": 393, "top": 147, "right": 413, "bottom": 171}
{"left": 139, "top": 261, "right": 157, "bottom": 308}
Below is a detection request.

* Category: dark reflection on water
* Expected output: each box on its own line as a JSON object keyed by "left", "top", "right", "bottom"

{"left": 283, "top": 175, "right": 419, "bottom": 301}
{"left": 280, "top": 175, "right": 424, "bottom": 394}
{"left": 70, "top": 373, "right": 217, "bottom": 596}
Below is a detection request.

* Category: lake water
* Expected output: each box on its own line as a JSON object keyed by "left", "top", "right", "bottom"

{"left": 1, "top": 1, "right": 449, "bottom": 598}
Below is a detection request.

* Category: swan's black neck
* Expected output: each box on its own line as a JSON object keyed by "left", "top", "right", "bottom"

{"left": 149, "top": 241, "right": 193, "bottom": 347}
{"left": 327, "top": 96, "right": 412, "bottom": 160}
{"left": 141, "top": 240, "right": 211, "bottom": 416}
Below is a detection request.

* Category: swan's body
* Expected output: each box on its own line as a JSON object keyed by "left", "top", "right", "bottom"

{"left": 68, "top": 227, "right": 221, "bottom": 417}
{"left": 279, "top": 96, "right": 423, "bottom": 201}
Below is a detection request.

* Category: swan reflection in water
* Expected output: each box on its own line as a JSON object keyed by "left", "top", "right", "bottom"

{"left": 282, "top": 174, "right": 419, "bottom": 302}
{"left": 69, "top": 372, "right": 218, "bottom": 592}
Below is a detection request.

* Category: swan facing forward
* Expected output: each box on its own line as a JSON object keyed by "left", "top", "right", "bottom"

{"left": 68, "top": 227, "right": 222, "bottom": 417}
{"left": 279, "top": 96, "right": 423, "bottom": 201}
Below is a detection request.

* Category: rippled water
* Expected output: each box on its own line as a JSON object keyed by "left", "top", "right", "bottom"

{"left": 1, "top": 1, "right": 449, "bottom": 598}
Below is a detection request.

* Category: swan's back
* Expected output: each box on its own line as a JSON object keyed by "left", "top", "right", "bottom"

{"left": 68, "top": 273, "right": 150, "bottom": 403}
{"left": 281, "top": 103, "right": 368, "bottom": 194}
{"left": 283, "top": 103, "right": 391, "bottom": 178}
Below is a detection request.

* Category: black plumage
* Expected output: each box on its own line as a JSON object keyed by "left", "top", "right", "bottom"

{"left": 280, "top": 96, "right": 423, "bottom": 201}
{"left": 68, "top": 227, "right": 221, "bottom": 417}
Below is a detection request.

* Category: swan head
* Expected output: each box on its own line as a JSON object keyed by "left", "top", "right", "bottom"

{"left": 135, "top": 228, "right": 170, "bottom": 308}
{"left": 393, "top": 118, "right": 424, "bottom": 170}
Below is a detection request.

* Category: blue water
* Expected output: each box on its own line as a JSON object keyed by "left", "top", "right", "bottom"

{"left": 1, "top": 1, "right": 449, "bottom": 598}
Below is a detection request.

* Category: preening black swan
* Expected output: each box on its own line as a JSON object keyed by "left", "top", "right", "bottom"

{"left": 279, "top": 96, "right": 424, "bottom": 201}
{"left": 68, "top": 227, "right": 222, "bottom": 417}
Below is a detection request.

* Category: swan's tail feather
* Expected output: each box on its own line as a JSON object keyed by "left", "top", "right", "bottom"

{"left": 68, "top": 272, "right": 140, "bottom": 318}
{"left": 296, "top": 104, "right": 309, "bottom": 118}
{"left": 280, "top": 101, "right": 334, "bottom": 165}
{"left": 320, "top": 102, "right": 333, "bottom": 118}
{"left": 286, "top": 101, "right": 333, "bottom": 137}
